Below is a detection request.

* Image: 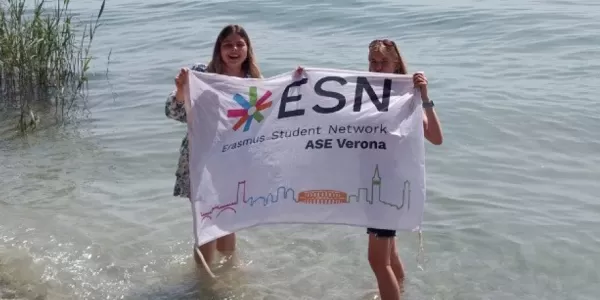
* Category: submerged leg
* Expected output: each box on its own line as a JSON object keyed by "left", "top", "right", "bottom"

{"left": 367, "top": 230, "right": 401, "bottom": 300}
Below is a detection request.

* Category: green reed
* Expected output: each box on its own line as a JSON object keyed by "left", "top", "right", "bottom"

{"left": 0, "top": 0, "right": 105, "bottom": 132}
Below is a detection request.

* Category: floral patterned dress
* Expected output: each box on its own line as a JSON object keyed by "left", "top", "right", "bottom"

{"left": 164, "top": 63, "right": 250, "bottom": 198}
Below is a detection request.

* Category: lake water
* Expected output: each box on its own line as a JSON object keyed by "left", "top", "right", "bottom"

{"left": 1, "top": 0, "right": 599, "bottom": 299}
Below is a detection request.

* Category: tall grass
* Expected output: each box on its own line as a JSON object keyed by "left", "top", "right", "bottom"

{"left": 0, "top": 0, "right": 106, "bottom": 132}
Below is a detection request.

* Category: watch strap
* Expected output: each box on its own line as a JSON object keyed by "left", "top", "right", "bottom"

{"left": 422, "top": 100, "right": 435, "bottom": 108}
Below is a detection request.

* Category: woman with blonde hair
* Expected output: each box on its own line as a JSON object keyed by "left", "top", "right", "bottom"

{"left": 365, "top": 38, "right": 443, "bottom": 300}
{"left": 295, "top": 38, "right": 442, "bottom": 299}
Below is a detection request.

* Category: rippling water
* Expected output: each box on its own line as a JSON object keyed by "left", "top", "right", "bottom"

{"left": 1, "top": 0, "right": 599, "bottom": 299}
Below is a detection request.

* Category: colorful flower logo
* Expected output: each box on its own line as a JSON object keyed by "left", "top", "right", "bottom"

{"left": 227, "top": 86, "right": 272, "bottom": 132}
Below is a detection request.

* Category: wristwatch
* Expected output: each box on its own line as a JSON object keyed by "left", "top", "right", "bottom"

{"left": 422, "top": 100, "right": 435, "bottom": 109}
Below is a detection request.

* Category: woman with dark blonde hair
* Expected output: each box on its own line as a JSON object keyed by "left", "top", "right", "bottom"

{"left": 165, "top": 24, "right": 262, "bottom": 276}
{"left": 365, "top": 38, "right": 442, "bottom": 300}
{"left": 294, "top": 39, "right": 442, "bottom": 299}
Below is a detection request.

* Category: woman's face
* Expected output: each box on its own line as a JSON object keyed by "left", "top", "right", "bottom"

{"left": 368, "top": 49, "right": 396, "bottom": 73}
{"left": 220, "top": 33, "right": 248, "bottom": 67}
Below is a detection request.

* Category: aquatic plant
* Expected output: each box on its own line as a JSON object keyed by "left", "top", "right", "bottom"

{"left": 0, "top": 0, "right": 106, "bottom": 132}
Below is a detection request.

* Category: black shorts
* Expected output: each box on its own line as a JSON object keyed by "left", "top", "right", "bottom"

{"left": 366, "top": 227, "right": 396, "bottom": 238}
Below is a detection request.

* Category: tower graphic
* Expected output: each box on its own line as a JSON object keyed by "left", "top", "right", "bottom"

{"left": 371, "top": 165, "right": 382, "bottom": 205}
{"left": 237, "top": 181, "right": 246, "bottom": 204}
{"left": 200, "top": 180, "right": 245, "bottom": 220}
{"left": 347, "top": 164, "right": 410, "bottom": 210}
{"left": 401, "top": 180, "right": 411, "bottom": 210}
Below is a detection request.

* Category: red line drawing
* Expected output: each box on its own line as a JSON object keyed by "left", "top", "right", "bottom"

{"left": 216, "top": 206, "right": 236, "bottom": 217}
{"left": 199, "top": 181, "right": 246, "bottom": 220}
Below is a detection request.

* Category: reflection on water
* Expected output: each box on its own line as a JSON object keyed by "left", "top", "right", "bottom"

{"left": 0, "top": 245, "right": 49, "bottom": 299}
{"left": 2, "top": 0, "right": 600, "bottom": 299}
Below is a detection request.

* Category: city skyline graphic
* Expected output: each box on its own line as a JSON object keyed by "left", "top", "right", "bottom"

{"left": 198, "top": 164, "right": 412, "bottom": 221}
{"left": 199, "top": 180, "right": 298, "bottom": 221}
{"left": 347, "top": 164, "right": 412, "bottom": 210}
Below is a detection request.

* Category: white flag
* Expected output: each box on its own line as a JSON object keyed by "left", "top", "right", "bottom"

{"left": 185, "top": 67, "right": 426, "bottom": 247}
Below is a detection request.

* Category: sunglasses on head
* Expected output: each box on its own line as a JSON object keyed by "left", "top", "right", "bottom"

{"left": 369, "top": 39, "right": 396, "bottom": 47}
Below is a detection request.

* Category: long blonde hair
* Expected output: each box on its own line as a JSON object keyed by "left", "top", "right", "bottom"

{"left": 368, "top": 39, "right": 408, "bottom": 75}
{"left": 206, "top": 24, "right": 262, "bottom": 78}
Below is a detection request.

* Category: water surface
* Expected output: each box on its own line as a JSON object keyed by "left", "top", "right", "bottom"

{"left": 1, "top": 0, "right": 599, "bottom": 299}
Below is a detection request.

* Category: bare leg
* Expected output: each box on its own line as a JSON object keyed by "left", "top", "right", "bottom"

{"left": 195, "top": 241, "right": 216, "bottom": 266}
{"left": 216, "top": 233, "right": 236, "bottom": 255}
{"left": 368, "top": 234, "right": 401, "bottom": 300}
{"left": 390, "top": 240, "right": 406, "bottom": 283}
{"left": 194, "top": 241, "right": 218, "bottom": 279}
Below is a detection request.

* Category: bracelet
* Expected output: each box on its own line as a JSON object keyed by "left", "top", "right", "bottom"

{"left": 422, "top": 100, "right": 435, "bottom": 109}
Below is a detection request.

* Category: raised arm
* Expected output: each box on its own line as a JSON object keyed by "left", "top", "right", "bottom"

{"left": 165, "top": 90, "right": 187, "bottom": 123}
{"left": 164, "top": 63, "right": 207, "bottom": 123}
{"left": 414, "top": 72, "right": 443, "bottom": 145}
{"left": 423, "top": 105, "right": 442, "bottom": 145}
